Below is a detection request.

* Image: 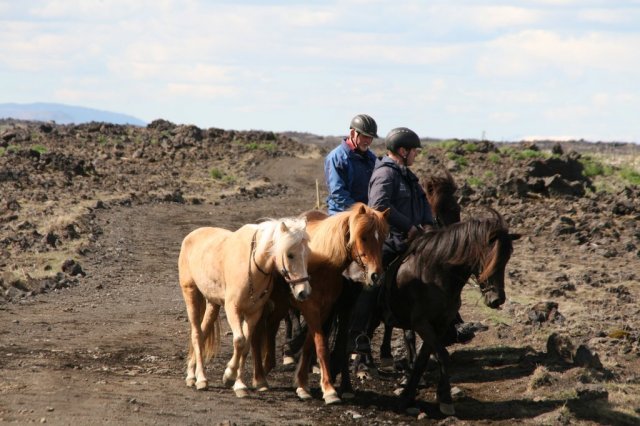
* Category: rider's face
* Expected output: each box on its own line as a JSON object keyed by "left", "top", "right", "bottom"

{"left": 404, "top": 147, "right": 421, "bottom": 166}
{"left": 352, "top": 131, "right": 373, "bottom": 152}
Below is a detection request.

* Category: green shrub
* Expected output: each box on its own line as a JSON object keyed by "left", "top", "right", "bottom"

{"left": 222, "top": 174, "right": 236, "bottom": 184}
{"left": 619, "top": 167, "right": 640, "bottom": 186}
{"left": 434, "top": 139, "right": 460, "bottom": 150}
{"left": 580, "top": 156, "right": 613, "bottom": 178}
{"left": 0, "top": 147, "right": 5, "bottom": 156}
{"left": 462, "top": 142, "right": 478, "bottom": 153}
{"left": 487, "top": 152, "right": 501, "bottom": 164}
{"left": 31, "top": 144, "right": 47, "bottom": 154}
{"left": 467, "top": 176, "right": 483, "bottom": 187}
{"left": 515, "top": 149, "right": 545, "bottom": 160}
{"left": 446, "top": 152, "right": 468, "bottom": 167}
{"left": 210, "top": 168, "right": 223, "bottom": 179}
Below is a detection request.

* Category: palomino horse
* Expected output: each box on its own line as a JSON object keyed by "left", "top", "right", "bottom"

{"left": 252, "top": 203, "right": 389, "bottom": 404}
{"left": 178, "top": 217, "right": 311, "bottom": 397}
{"left": 381, "top": 209, "right": 519, "bottom": 415}
{"left": 378, "top": 171, "right": 462, "bottom": 369}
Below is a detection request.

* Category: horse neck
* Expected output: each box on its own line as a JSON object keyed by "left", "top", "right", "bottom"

{"left": 306, "top": 214, "right": 350, "bottom": 270}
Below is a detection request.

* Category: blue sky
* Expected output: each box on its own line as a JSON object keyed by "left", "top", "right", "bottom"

{"left": 1, "top": 0, "right": 639, "bottom": 142}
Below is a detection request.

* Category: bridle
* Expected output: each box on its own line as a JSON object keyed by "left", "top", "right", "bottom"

{"left": 247, "top": 230, "right": 310, "bottom": 303}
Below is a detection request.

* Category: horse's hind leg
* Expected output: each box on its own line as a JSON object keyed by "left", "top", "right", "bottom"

{"left": 181, "top": 285, "right": 208, "bottom": 390}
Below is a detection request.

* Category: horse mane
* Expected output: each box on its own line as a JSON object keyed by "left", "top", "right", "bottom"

{"left": 255, "top": 217, "right": 309, "bottom": 258}
{"left": 306, "top": 203, "right": 388, "bottom": 267}
{"left": 422, "top": 171, "right": 459, "bottom": 219}
{"left": 409, "top": 209, "right": 509, "bottom": 281}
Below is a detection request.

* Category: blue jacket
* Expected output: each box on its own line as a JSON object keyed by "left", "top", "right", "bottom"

{"left": 324, "top": 138, "right": 377, "bottom": 215}
{"left": 368, "top": 156, "right": 433, "bottom": 261}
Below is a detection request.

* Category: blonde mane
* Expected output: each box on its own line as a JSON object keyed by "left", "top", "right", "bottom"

{"left": 255, "top": 217, "right": 309, "bottom": 259}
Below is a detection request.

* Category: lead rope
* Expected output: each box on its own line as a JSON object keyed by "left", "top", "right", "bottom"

{"left": 248, "top": 229, "right": 272, "bottom": 304}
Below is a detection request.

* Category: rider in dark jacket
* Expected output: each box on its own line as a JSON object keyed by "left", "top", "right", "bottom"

{"left": 349, "top": 127, "right": 435, "bottom": 376}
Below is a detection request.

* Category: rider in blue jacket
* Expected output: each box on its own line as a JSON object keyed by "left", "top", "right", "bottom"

{"left": 324, "top": 114, "right": 378, "bottom": 215}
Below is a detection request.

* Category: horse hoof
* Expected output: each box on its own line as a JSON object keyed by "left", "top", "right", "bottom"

{"left": 296, "top": 387, "right": 312, "bottom": 401}
{"left": 282, "top": 356, "right": 295, "bottom": 366}
{"left": 222, "top": 369, "right": 235, "bottom": 388}
{"left": 312, "top": 365, "right": 320, "bottom": 375}
{"left": 195, "top": 380, "right": 208, "bottom": 390}
{"left": 323, "top": 392, "right": 341, "bottom": 405}
{"left": 255, "top": 381, "right": 269, "bottom": 392}
{"left": 234, "top": 388, "right": 249, "bottom": 398}
{"left": 439, "top": 402, "right": 455, "bottom": 416}
{"left": 186, "top": 378, "right": 196, "bottom": 387}
{"left": 341, "top": 391, "right": 355, "bottom": 400}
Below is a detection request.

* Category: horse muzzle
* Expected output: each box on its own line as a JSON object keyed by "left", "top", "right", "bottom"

{"left": 483, "top": 290, "right": 505, "bottom": 309}
{"left": 289, "top": 277, "right": 311, "bottom": 302}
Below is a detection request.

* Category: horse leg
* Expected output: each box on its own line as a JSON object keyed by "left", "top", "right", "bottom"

{"left": 181, "top": 285, "right": 208, "bottom": 390}
{"left": 434, "top": 344, "right": 455, "bottom": 416}
{"left": 379, "top": 323, "right": 394, "bottom": 371}
{"left": 232, "top": 311, "right": 262, "bottom": 398}
{"left": 222, "top": 304, "right": 245, "bottom": 390}
{"left": 282, "top": 310, "right": 295, "bottom": 366}
{"left": 294, "top": 327, "right": 314, "bottom": 401}
{"left": 251, "top": 312, "right": 269, "bottom": 392}
{"left": 398, "top": 339, "right": 432, "bottom": 411}
{"left": 333, "top": 306, "right": 355, "bottom": 399}
{"left": 404, "top": 329, "right": 417, "bottom": 368}
{"left": 309, "top": 320, "right": 340, "bottom": 405}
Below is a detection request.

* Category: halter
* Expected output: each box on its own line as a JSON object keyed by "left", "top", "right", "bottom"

{"left": 345, "top": 230, "right": 368, "bottom": 283}
{"left": 249, "top": 229, "right": 310, "bottom": 301}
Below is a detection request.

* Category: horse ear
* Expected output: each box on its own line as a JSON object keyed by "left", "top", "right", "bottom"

{"left": 280, "top": 221, "right": 289, "bottom": 233}
{"left": 510, "top": 233, "right": 522, "bottom": 241}
{"left": 381, "top": 208, "right": 390, "bottom": 219}
{"left": 357, "top": 204, "right": 367, "bottom": 215}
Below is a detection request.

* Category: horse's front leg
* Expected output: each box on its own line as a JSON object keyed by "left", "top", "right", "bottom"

{"left": 234, "top": 310, "right": 263, "bottom": 397}
{"left": 310, "top": 321, "right": 340, "bottom": 405}
{"left": 433, "top": 343, "right": 454, "bottom": 415}
{"left": 222, "top": 304, "right": 247, "bottom": 395}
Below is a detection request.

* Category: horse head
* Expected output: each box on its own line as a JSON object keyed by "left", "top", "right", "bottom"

{"left": 476, "top": 209, "right": 521, "bottom": 309}
{"left": 346, "top": 203, "right": 389, "bottom": 285}
{"left": 271, "top": 218, "right": 312, "bottom": 302}
{"left": 423, "top": 170, "right": 461, "bottom": 227}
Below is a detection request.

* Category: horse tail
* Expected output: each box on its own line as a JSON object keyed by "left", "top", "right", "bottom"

{"left": 202, "top": 304, "right": 221, "bottom": 362}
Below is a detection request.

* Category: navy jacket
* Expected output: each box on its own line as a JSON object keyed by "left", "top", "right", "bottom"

{"left": 324, "top": 138, "right": 377, "bottom": 215}
{"left": 368, "top": 156, "right": 434, "bottom": 261}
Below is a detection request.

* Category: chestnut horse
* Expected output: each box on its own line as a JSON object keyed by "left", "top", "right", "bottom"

{"left": 252, "top": 203, "right": 389, "bottom": 404}
{"left": 178, "top": 217, "right": 311, "bottom": 398}
{"left": 382, "top": 209, "right": 519, "bottom": 415}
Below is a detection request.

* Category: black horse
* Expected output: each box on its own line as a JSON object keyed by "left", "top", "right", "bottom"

{"left": 382, "top": 209, "right": 520, "bottom": 415}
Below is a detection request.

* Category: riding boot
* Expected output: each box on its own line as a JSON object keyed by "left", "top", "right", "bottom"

{"left": 442, "top": 312, "right": 475, "bottom": 346}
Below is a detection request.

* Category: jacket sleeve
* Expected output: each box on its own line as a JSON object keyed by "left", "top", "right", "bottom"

{"left": 324, "top": 153, "right": 355, "bottom": 211}
{"left": 368, "top": 168, "right": 413, "bottom": 233}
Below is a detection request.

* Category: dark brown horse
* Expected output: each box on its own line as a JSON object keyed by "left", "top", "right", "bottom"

{"left": 383, "top": 209, "right": 519, "bottom": 415}
{"left": 378, "top": 171, "right": 462, "bottom": 369}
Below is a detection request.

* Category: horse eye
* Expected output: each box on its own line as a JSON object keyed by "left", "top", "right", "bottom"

{"left": 361, "top": 237, "right": 367, "bottom": 243}
{"left": 287, "top": 253, "right": 294, "bottom": 259}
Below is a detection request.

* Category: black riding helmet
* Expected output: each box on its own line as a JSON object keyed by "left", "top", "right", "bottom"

{"left": 350, "top": 114, "right": 379, "bottom": 138}
{"left": 385, "top": 127, "right": 421, "bottom": 153}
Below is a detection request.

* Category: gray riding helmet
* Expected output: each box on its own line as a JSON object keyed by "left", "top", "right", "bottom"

{"left": 385, "top": 127, "right": 421, "bottom": 153}
{"left": 350, "top": 114, "right": 379, "bottom": 138}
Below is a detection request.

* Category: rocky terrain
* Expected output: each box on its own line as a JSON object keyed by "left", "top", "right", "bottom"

{"left": 1, "top": 119, "right": 639, "bottom": 425}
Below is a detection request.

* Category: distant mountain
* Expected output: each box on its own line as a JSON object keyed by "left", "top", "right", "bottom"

{"left": 0, "top": 102, "right": 146, "bottom": 126}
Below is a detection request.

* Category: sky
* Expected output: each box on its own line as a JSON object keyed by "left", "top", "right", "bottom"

{"left": 1, "top": 0, "right": 639, "bottom": 142}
